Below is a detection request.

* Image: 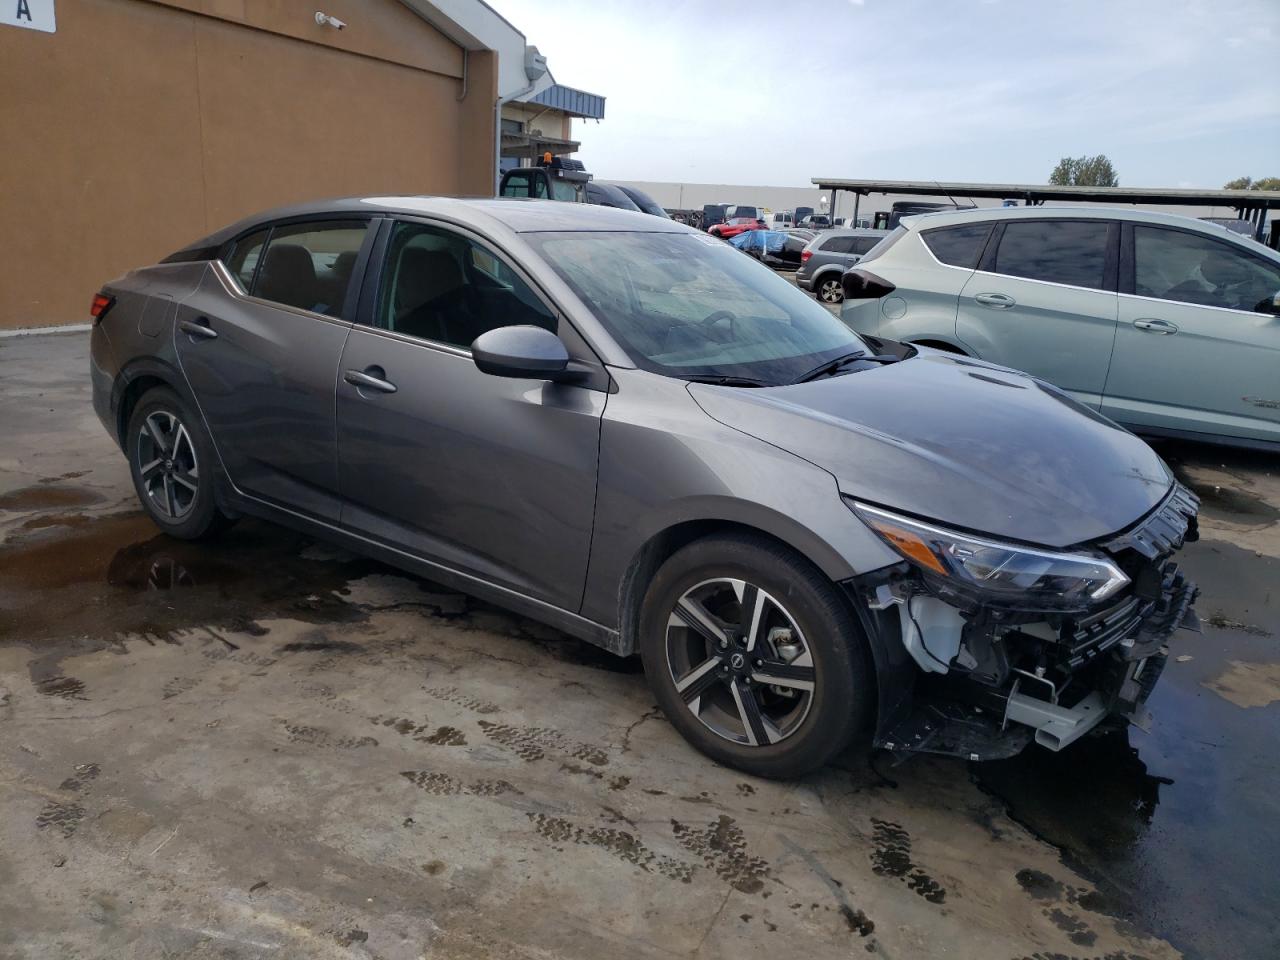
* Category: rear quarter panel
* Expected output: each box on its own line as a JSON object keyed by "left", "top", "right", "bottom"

{"left": 841, "top": 235, "right": 973, "bottom": 348}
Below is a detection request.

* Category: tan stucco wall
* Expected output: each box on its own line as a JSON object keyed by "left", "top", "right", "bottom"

{"left": 0, "top": 0, "right": 497, "bottom": 329}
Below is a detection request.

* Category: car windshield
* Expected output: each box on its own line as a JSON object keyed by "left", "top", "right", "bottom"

{"left": 526, "top": 231, "right": 867, "bottom": 384}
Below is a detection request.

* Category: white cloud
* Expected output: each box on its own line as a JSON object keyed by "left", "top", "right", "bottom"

{"left": 490, "top": 0, "right": 1280, "bottom": 187}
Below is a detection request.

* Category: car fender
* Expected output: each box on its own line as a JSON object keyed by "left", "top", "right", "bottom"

{"left": 579, "top": 369, "right": 901, "bottom": 630}
{"left": 809, "top": 265, "right": 844, "bottom": 289}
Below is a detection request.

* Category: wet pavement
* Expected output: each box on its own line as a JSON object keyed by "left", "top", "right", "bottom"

{"left": 1, "top": 332, "right": 1277, "bottom": 959}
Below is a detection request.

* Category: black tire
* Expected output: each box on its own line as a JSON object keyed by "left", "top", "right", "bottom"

{"left": 816, "top": 275, "right": 844, "bottom": 304}
{"left": 126, "top": 386, "right": 234, "bottom": 540}
{"left": 639, "top": 533, "right": 874, "bottom": 779}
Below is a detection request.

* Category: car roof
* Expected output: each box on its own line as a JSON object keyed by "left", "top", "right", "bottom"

{"left": 895, "top": 204, "right": 1280, "bottom": 260}
{"left": 815, "top": 227, "right": 891, "bottom": 237}
{"left": 170, "top": 195, "right": 688, "bottom": 255}
{"left": 900, "top": 203, "right": 1259, "bottom": 235}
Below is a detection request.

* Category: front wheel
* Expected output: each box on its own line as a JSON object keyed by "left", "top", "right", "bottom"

{"left": 639, "top": 534, "right": 873, "bottom": 778}
{"left": 817, "top": 276, "right": 844, "bottom": 304}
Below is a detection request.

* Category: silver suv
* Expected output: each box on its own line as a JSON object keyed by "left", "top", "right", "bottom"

{"left": 797, "top": 228, "right": 889, "bottom": 303}
{"left": 841, "top": 207, "right": 1280, "bottom": 449}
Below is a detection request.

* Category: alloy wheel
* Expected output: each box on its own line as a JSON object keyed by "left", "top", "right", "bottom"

{"left": 819, "top": 279, "right": 843, "bottom": 303}
{"left": 136, "top": 410, "right": 199, "bottom": 520}
{"left": 665, "top": 578, "right": 816, "bottom": 747}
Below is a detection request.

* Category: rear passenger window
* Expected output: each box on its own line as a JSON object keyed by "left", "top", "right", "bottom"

{"left": 921, "top": 223, "right": 992, "bottom": 268}
{"left": 993, "top": 220, "right": 1110, "bottom": 290}
{"left": 376, "top": 221, "right": 556, "bottom": 349}
{"left": 821, "top": 236, "right": 855, "bottom": 253}
{"left": 252, "top": 221, "right": 368, "bottom": 317}
{"left": 225, "top": 229, "right": 268, "bottom": 292}
{"left": 850, "top": 236, "right": 882, "bottom": 256}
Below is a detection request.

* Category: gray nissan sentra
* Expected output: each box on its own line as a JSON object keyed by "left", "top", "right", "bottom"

{"left": 89, "top": 197, "right": 1200, "bottom": 778}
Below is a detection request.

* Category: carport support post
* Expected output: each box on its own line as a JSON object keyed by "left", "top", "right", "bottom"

{"left": 853, "top": 192, "right": 860, "bottom": 226}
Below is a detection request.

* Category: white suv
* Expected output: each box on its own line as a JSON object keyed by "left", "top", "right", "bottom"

{"left": 840, "top": 206, "right": 1280, "bottom": 450}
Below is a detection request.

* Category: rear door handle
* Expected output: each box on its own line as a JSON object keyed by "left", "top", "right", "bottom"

{"left": 179, "top": 317, "right": 218, "bottom": 340}
{"left": 974, "top": 293, "right": 1016, "bottom": 309}
{"left": 343, "top": 367, "right": 397, "bottom": 394}
{"left": 1133, "top": 318, "right": 1179, "bottom": 335}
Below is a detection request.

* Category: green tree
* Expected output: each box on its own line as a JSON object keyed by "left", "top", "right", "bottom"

{"left": 1224, "top": 176, "right": 1280, "bottom": 191}
{"left": 1049, "top": 155, "right": 1120, "bottom": 187}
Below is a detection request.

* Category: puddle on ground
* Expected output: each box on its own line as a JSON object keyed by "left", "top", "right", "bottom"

{"left": 0, "top": 484, "right": 104, "bottom": 513}
{"left": 0, "top": 513, "right": 639, "bottom": 677}
{"left": 1157, "top": 441, "right": 1279, "bottom": 528}
{"left": 976, "top": 535, "right": 1280, "bottom": 960}
{"left": 1180, "top": 477, "right": 1279, "bottom": 526}
{"left": 0, "top": 514, "right": 375, "bottom": 644}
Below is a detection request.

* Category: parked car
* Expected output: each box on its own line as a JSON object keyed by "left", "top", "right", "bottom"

{"left": 709, "top": 216, "right": 769, "bottom": 240}
{"left": 90, "top": 196, "right": 1200, "bottom": 778}
{"left": 797, "top": 228, "right": 890, "bottom": 303}
{"left": 611, "top": 184, "right": 671, "bottom": 219}
{"left": 585, "top": 182, "right": 642, "bottom": 212}
{"left": 841, "top": 206, "right": 1280, "bottom": 449}
{"left": 770, "top": 211, "right": 795, "bottom": 230}
{"left": 729, "top": 228, "right": 812, "bottom": 268}
{"left": 726, "top": 205, "right": 763, "bottom": 222}
{"left": 701, "top": 203, "right": 728, "bottom": 231}
{"left": 799, "top": 214, "right": 832, "bottom": 230}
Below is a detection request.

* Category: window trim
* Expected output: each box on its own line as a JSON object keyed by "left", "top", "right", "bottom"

{"left": 1119, "top": 220, "right": 1280, "bottom": 317}
{"left": 972, "top": 217, "right": 1120, "bottom": 294}
{"left": 356, "top": 215, "right": 607, "bottom": 378}
{"left": 215, "top": 214, "right": 378, "bottom": 324}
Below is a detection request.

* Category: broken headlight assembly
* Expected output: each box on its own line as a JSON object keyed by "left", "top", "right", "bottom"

{"left": 848, "top": 501, "right": 1130, "bottom": 611}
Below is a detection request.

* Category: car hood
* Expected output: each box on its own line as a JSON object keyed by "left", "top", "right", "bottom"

{"left": 688, "top": 352, "right": 1172, "bottom": 548}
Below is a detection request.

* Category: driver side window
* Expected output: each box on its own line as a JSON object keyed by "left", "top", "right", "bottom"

{"left": 375, "top": 222, "right": 556, "bottom": 349}
{"left": 1134, "top": 226, "right": 1280, "bottom": 314}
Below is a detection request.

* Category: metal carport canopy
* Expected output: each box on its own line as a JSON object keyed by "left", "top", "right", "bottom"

{"left": 811, "top": 178, "right": 1280, "bottom": 240}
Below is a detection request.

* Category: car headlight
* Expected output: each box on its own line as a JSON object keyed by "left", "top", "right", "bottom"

{"left": 850, "top": 501, "right": 1130, "bottom": 606}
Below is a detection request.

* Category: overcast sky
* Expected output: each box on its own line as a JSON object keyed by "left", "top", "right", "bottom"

{"left": 490, "top": 0, "right": 1279, "bottom": 188}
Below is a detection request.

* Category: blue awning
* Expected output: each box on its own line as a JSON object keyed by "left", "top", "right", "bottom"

{"left": 529, "top": 84, "right": 606, "bottom": 120}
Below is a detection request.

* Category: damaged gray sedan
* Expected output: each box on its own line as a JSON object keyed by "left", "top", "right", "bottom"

{"left": 89, "top": 197, "right": 1199, "bottom": 778}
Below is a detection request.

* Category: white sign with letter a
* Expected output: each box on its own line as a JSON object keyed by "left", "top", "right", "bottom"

{"left": 4, "top": 0, "right": 56, "bottom": 33}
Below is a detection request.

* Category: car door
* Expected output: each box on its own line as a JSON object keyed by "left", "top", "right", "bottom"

{"left": 335, "top": 218, "right": 607, "bottom": 612}
{"left": 956, "top": 218, "right": 1119, "bottom": 407}
{"left": 175, "top": 217, "right": 374, "bottom": 521}
{"left": 1102, "top": 222, "right": 1280, "bottom": 443}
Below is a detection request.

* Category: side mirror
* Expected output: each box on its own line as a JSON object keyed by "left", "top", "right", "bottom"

{"left": 472, "top": 325, "right": 572, "bottom": 380}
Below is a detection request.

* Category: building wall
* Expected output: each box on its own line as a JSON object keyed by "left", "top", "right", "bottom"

{"left": 0, "top": 0, "right": 497, "bottom": 329}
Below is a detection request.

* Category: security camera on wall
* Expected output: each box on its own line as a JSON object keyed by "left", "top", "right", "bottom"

{"left": 315, "top": 11, "right": 347, "bottom": 30}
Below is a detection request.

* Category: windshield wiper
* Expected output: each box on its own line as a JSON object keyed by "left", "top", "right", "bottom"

{"left": 790, "top": 350, "right": 902, "bottom": 384}
{"left": 680, "top": 374, "right": 770, "bottom": 388}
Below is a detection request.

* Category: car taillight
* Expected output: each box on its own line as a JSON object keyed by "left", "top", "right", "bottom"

{"left": 801, "top": 251, "right": 812, "bottom": 263}
{"left": 89, "top": 292, "right": 115, "bottom": 324}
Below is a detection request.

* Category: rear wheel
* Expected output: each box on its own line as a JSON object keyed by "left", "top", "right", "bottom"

{"left": 126, "top": 387, "right": 234, "bottom": 540}
{"left": 817, "top": 275, "right": 844, "bottom": 304}
{"left": 639, "top": 534, "right": 873, "bottom": 778}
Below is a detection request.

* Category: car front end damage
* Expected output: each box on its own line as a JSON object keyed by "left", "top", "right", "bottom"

{"left": 844, "top": 483, "right": 1200, "bottom": 760}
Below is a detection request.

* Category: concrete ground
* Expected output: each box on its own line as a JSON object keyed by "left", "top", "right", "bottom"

{"left": 1, "top": 331, "right": 1276, "bottom": 960}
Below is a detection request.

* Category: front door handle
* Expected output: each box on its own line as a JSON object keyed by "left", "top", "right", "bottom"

{"left": 974, "top": 292, "right": 1016, "bottom": 309}
{"left": 344, "top": 367, "right": 397, "bottom": 394}
{"left": 179, "top": 317, "right": 218, "bottom": 340}
{"left": 1133, "top": 318, "right": 1179, "bottom": 335}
